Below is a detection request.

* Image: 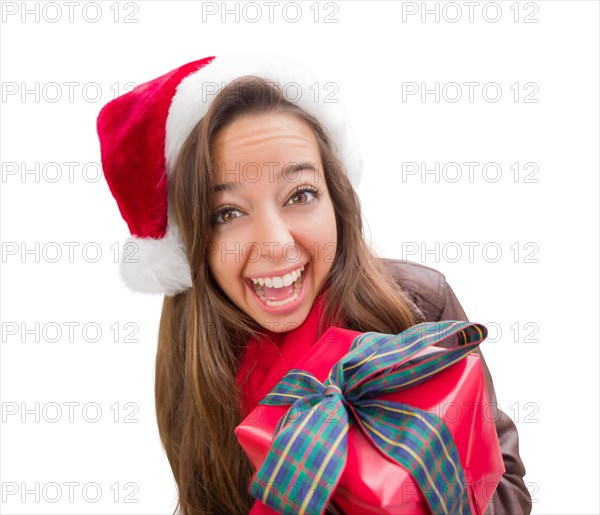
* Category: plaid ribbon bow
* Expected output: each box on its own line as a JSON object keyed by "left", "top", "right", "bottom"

{"left": 249, "top": 320, "right": 488, "bottom": 515}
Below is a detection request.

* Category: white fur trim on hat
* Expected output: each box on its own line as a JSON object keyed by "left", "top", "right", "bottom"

{"left": 119, "top": 223, "right": 192, "bottom": 296}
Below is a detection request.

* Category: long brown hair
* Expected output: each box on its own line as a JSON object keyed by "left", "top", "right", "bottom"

{"left": 155, "top": 76, "right": 421, "bottom": 514}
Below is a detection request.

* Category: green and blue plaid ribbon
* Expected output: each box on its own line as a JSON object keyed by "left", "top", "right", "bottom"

{"left": 248, "top": 320, "right": 488, "bottom": 515}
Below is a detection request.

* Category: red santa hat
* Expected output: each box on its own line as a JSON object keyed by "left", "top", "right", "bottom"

{"left": 97, "top": 52, "right": 363, "bottom": 296}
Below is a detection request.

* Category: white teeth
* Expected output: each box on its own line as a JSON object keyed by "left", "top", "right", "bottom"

{"left": 250, "top": 265, "right": 304, "bottom": 289}
{"left": 251, "top": 273, "right": 304, "bottom": 307}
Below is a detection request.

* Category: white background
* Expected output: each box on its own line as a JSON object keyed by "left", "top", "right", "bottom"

{"left": 1, "top": 1, "right": 599, "bottom": 513}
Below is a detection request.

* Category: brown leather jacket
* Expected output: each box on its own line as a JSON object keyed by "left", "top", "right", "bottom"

{"left": 380, "top": 258, "right": 532, "bottom": 515}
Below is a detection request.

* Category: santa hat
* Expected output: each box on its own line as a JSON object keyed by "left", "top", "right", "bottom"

{"left": 97, "top": 52, "right": 363, "bottom": 296}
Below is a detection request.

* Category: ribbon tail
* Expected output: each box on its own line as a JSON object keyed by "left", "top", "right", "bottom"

{"left": 250, "top": 395, "right": 350, "bottom": 515}
{"left": 351, "top": 399, "right": 472, "bottom": 515}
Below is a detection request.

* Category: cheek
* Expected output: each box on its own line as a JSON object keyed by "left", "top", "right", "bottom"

{"left": 311, "top": 205, "right": 337, "bottom": 268}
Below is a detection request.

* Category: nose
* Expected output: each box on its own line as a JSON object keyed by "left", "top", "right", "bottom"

{"left": 252, "top": 207, "right": 299, "bottom": 265}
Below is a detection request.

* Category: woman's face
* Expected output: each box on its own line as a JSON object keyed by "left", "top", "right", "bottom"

{"left": 207, "top": 111, "right": 337, "bottom": 333}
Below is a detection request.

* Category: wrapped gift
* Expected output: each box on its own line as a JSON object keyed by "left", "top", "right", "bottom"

{"left": 235, "top": 321, "right": 505, "bottom": 515}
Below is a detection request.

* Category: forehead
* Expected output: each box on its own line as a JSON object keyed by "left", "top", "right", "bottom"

{"left": 211, "top": 112, "right": 319, "bottom": 162}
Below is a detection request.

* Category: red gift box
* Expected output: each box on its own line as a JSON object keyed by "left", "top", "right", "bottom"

{"left": 235, "top": 324, "right": 505, "bottom": 514}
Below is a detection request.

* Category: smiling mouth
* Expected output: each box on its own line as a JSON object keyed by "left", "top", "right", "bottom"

{"left": 247, "top": 263, "right": 308, "bottom": 308}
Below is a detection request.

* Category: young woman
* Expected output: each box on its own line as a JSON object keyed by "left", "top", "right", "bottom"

{"left": 97, "top": 54, "right": 531, "bottom": 515}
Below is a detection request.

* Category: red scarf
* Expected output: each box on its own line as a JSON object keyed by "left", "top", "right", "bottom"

{"left": 236, "top": 286, "right": 333, "bottom": 514}
{"left": 236, "top": 285, "right": 331, "bottom": 419}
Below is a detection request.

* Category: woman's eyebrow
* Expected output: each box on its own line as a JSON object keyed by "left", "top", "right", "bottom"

{"left": 210, "top": 162, "right": 318, "bottom": 193}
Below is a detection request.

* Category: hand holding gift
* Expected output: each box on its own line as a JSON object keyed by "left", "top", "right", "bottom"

{"left": 236, "top": 321, "right": 505, "bottom": 515}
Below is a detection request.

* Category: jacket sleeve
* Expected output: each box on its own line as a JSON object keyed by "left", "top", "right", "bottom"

{"left": 440, "top": 283, "right": 532, "bottom": 515}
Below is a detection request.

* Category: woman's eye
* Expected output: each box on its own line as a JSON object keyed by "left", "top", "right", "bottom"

{"left": 287, "top": 187, "right": 320, "bottom": 205}
{"left": 211, "top": 207, "right": 242, "bottom": 226}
